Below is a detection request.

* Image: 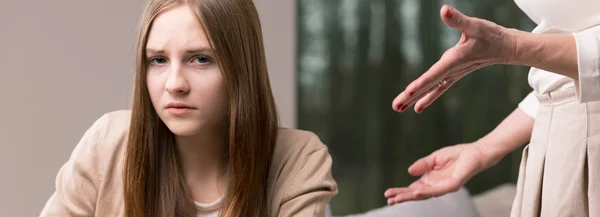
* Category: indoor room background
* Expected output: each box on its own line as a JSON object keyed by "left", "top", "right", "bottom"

{"left": 0, "top": 0, "right": 533, "bottom": 216}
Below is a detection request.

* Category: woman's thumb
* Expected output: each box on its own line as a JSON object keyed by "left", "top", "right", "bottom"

{"left": 408, "top": 155, "right": 435, "bottom": 176}
{"left": 440, "top": 5, "right": 470, "bottom": 30}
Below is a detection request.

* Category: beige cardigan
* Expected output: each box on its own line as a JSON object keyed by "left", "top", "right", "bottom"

{"left": 40, "top": 110, "right": 338, "bottom": 217}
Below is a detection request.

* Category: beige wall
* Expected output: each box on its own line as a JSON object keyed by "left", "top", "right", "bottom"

{"left": 0, "top": 1, "right": 295, "bottom": 216}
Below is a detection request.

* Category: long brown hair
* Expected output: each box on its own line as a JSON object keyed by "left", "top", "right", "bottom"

{"left": 123, "top": 0, "right": 279, "bottom": 216}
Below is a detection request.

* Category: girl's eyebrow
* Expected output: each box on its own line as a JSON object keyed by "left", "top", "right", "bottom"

{"left": 145, "top": 47, "right": 215, "bottom": 56}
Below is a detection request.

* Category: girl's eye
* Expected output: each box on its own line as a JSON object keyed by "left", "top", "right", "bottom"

{"left": 193, "top": 55, "right": 212, "bottom": 64}
{"left": 148, "top": 57, "right": 168, "bottom": 65}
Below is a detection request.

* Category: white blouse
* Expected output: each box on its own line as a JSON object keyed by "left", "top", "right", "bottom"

{"left": 514, "top": 0, "right": 600, "bottom": 118}
{"left": 194, "top": 197, "right": 222, "bottom": 217}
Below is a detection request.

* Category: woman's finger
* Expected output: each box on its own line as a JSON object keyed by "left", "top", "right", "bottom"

{"left": 385, "top": 179, "right": 429, "bottom": 198}
{"left": 392, "top": 90, "right": 414, "bottom": 111}
{"left": 440, "top": 5, "right": 475, "bottom": 34}
{"left": 397, "top": 84, "right": 438, "bottom": 112}
{"left": 393, "top": 52, "right": 461, "bottom": 111}
{"left": 384, "top": 187, "right": 412, "bottom": 198}
{"left": 386, "top": 179, "right": 435, "bottom": 204}
{"left": 392, "top": 71, "right": 442, "bottom": 111}
{"left": 387, "top": 198, "right": 395, "bottom": 206}
{"left": 391, "top": 191, "right": 418, "bottom": 203}
{"left": 414, "top": 78, "right": 457, "bottom": 113}
{"left": 413, "top": 179, "right": 461, "bottom": 199}
{"left": 414, "top": 62, "right": 480, "bottom": 113}
{"left": 398, "top": 72, "right": 446, "bottom": 110}
{"left": 408, "top": 155, "right": 436, "bottom": 176}
{"left": 391, "top": 189, "right": 424, "bottom": 204}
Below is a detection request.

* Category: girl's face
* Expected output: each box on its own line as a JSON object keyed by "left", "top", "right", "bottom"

{"left": 145, "top": 5, "right": 229, "bottom": 136}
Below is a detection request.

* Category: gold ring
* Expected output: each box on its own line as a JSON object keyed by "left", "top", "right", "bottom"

{"left": 438, "top": 79, "right": 447, "bottom": 87}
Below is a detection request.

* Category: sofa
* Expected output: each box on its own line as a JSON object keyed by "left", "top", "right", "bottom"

{"left": 328, "top": 184, "right": 517, "bottom": 217}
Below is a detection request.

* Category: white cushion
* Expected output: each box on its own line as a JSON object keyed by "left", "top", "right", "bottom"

{"left": 339, "top": 187, "right": 480, "bottom": 217}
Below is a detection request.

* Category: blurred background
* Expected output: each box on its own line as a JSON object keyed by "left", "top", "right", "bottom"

{"left": 1, "top": 0, "right": 536, "bottom": 216}
{"left": 296, "top": 0, "right": 535, "bottom": 215}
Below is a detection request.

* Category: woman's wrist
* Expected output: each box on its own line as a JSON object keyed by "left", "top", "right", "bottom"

{"left": 504, "top": 28, "right": 530, "bottom": 66}
{"left": 505, "top": 28, "right": 579, "bottom": 79}
{"left": 474, "top": 138, "right": 511, "bottom": 168}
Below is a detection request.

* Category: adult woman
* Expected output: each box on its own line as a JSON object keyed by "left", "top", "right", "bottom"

{"left": 385, "top": 3, "right": 599, "bottom": 217}
{"left": 40, "top": 0, "right": 337, "bottom": 216}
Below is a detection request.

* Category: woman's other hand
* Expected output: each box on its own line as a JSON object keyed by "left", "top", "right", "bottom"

{"left": 384, "top": 143, "right": 499, "bottom": 205}
{"left": 392, "top": 5, "right": 517, "bottom": 113}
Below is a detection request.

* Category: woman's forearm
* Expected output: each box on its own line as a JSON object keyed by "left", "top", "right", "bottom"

{"left": 508, "top": 29, "right": 579, "bottom": 80}
{"left": 476, "top": 107, "right": 535, "bottom": 168}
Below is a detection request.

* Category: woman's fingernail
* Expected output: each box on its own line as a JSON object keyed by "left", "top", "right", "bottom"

{"left": 401, "top": 105, "right": 408, "bottom": 111}
{"left": 446, "top": 8, "right": 453, "bottom": 18}
{"left": 417, "top": 107, "right": 423, "bottom": 113}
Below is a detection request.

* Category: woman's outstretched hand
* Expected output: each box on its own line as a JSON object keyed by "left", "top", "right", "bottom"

{"left": 384, "top": 143, "right": 494, "bottom": 205}
{"left": 392, "top": 5, "right": 517, "bottom": 113}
